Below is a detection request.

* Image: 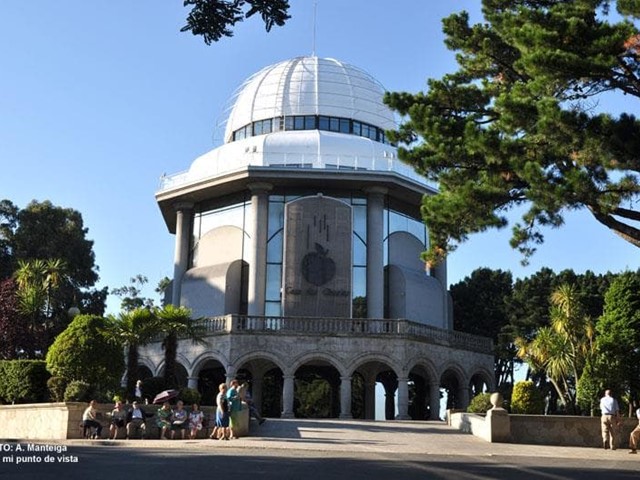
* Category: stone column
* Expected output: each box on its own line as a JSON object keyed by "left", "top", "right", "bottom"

{"left": 459, "top": 384, "right": 470, "bottom": 411}
{"left": 339, "top": 376, "right": 353, "bottom": 419}
{"left": 429, "top": 382, "right": 441, "bottom": 420}
{"left": 364, "top": 378, "right": 376, "bottom": 420}
{"left": 187, "top": 376, "right": 198, "bottom": 390}
{"left": 365, "top": 186, "right": 387, "bottom": 319}
{"left": 396, "top": 377, "right": 410, "bottom": 420}
{"left": 247, "top": 183, "right": 272, "bottom": 316}
{"left": 171, "top": 202, "right": 194, "bottom": 306}
{"left": 281, "top": 375, "right": 295, "bottom": 418}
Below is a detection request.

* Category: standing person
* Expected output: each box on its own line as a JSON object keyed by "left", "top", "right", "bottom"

{"left": 629, "top": 405, "right": 640, "bottom": 454}
{"left": 82, "top": 400, "right": 103, "bottom": 439}
{"left": 227, "top": 379, "right": 242, "bottom": 439}
{"left": 134, "top": 380, "right": 144, "bottom": 403}
{"left": 210, "top": 383, "right": 230, "bottom": 440}
{"left": 600, "top": 389, "right": 620, "bottom": 450}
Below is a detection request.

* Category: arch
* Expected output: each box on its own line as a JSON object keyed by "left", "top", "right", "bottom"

{"left": 231, "top": 350, "right": 287, "bottom": 375}
{"left": 289, "top": 351, "right": 347, "bottom": 377}
{"left": 468, "top": 366, "right": 495, "bottom": 397}
{"left": 440, "top": 362, "right": 467, "bottom": 411}
{"left": 293, "top": 359, "right": 343, "bottom": 419}
{"left": 438, "top": 362, "right": 468, "bottom": 385}
{"left": 347, "top": 352, "right": 401, "bottom": 377}
{"left": 190, "top": 351, "right": 231, "bottom": 377}
{"left": 137, "top": 357, "right": 157, "bottom": 376}
{"left": 154, "top": 359, "right": 190, "bottom": 389}
{"left": 403, "top": 356, "right": 439, "bottom": 382}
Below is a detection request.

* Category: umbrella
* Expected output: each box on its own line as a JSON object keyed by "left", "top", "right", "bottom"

{"left": 152, "top": 389, "right": 179, "bottom": 404}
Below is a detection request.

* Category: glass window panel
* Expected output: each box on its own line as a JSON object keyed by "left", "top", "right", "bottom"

{"left": 253, "top": 121, "right": 262, "bottom": 136}
{"left": 318, "top": 116, "right": 330, "bottom": 131}
{"left": 263, "top": 119, "right": 272, "bottom": 134}
{"left": 340, "top": 119, "right": 350, "bottom": 133}
{"left": 352, "top": 196, "right": 367, "bottom": 206}
{"left": 352, "top": 266, "right": 366, "bottom": 298}
{"left": 329, "top": 117, "right": 340, "bottom": 132}
{"left": 265, "top": 301, "right": 282, "bottom": 317}
{"left": 199, "top": 203, "right": 245, "bottom": 237}
{"left": 361, "top": 124, "right": 369, "bottom": 138}
{"left": 268, "top": 201, "right": 284, "bottom": 237}
{"left": 352, "top": 121, "right": 361, "bottom": 136}
{"left": 267, "top": 230, "right": 283, "bottom": 263}
{"left": 284, "top": 193, "right": 302, "bottom": 202}
{"left": 353, "top": 205, "right": 367, "bottom": 242}
{"left": 266, "top": 264, "right": 282, "bottom": 301}
{"left": 369, "top": 127, "right": 377, "bottom": 140}
{"left": 294, "top": 116, "right": 305, "bottom": 130}
{"left": 284, "top": 117, "right": 294, "bottom": 131}
{"left": 353, "top": 235, "right": 366, "bottom": 266}
{"left": 304, "top": 115, "right": 316, "bottom": 129}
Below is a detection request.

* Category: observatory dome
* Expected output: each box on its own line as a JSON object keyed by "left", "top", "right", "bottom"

{"left": 223, "top": 56, "right": 396, "bottom": 143}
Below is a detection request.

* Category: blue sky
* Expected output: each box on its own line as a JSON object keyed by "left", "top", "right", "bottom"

{"left": 1, "top": 0, "right": 637, "bottom": 315}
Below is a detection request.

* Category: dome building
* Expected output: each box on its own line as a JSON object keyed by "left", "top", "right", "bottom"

{"left": 142, "top": 56, "right": 494, "bottom": 420}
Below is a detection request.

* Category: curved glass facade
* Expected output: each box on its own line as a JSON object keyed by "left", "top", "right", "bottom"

{"left": 188, "top": 192, "right": 427, "bottom": 318}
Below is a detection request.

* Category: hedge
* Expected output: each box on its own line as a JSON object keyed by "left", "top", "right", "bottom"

{"left": 0, "top": 360, "right": 50, "bottom": 404}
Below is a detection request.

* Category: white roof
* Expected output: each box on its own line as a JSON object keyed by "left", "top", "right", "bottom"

{"left": 157, "top": 56, "right": 434, "bottom": 192}
{"left": 223, "top": 56, "right": 397, "bottom": 143}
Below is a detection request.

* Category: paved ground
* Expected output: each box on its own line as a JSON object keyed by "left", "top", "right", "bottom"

{"left": 2, "top": 419, "right": 640, "bottom": 479}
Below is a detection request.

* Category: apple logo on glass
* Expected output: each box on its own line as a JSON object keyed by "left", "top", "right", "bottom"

{"left": 301, "top": 243, "right": 336, "bottom": 286}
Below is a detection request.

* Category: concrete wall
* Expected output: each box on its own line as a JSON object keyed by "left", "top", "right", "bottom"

{"left": 0, "top": 403, "right": 85, "bottom": 440}
{"left": 450, "top": 411, "right": 640, "bottom": 448}
{"left": 510, "top": 415, "right": 638, "bottom": 448}
{"left": 0, "top": 402, "right": 250, "bottom": 441}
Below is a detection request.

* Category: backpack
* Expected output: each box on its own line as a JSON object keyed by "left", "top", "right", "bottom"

{"left": 220, "top": 396, "right": 229, "bottom": 413}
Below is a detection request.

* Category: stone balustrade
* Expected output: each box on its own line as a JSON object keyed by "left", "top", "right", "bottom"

{"left": 196, "top": 315, "right": 493, "bottom": 354}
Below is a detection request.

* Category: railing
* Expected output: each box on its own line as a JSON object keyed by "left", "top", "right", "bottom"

{"left": 157, "top": 151, "right": 437, "bottom": 193}
{"left": 197, "top": 315, "right": 493, "bottom": 354}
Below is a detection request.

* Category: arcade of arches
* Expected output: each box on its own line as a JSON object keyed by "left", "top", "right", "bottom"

{"left": 137, "top": 352, "right": 493, "bottom": 420}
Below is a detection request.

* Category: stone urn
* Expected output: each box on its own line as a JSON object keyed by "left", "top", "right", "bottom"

{"left": 490, "top": 392, "right": 504, "bottom": 410}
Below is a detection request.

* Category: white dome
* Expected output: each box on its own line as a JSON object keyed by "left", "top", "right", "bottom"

{"left": 223, "top": 56, "right": 396, "bottom": 143}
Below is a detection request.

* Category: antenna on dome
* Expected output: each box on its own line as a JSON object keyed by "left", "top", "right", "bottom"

{"left": 312, "top": 0, "right": 318, "bottom": 56}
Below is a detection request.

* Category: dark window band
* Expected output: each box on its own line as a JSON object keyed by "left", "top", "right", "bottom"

{"left": 232, "top": 115, "right": 390, "bottom": 144}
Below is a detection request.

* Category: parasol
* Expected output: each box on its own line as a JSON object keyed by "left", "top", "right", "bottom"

{"left": 152, "top": 389, "right": 179, "bottom": 404}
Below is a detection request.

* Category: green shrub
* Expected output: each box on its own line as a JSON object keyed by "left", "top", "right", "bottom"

{"left": 467, "top": 392, "right": 493, "bottom": 413}
{"left": 511, "top": 380, "right": 545, "bottom": 414}
{"left": 64, "top": 380, "right": 92, "bottom": 402}
{"left": 46, "top": 314, "right": 124, "bottom": 394}
{"left": 47, "top": 376, "right": 68, "bottom": 402}
{"left": 0, "top": 360, "right": 49, "bottom": 404}
{"left": 179, "top": 388, "right": 201, "bottom": 405}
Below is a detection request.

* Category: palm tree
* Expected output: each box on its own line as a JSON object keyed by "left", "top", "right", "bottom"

{"left": 516, "top": 284, "right": 595, "bottom": 414}
{"left": 14, "top": 258, "right": 68, "bottom": 356}
{"left": 155, "top": 304, "right": 208, "bottom": 389}
{"left": 106, "top": 307, "right": 159, "bottom": 398}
